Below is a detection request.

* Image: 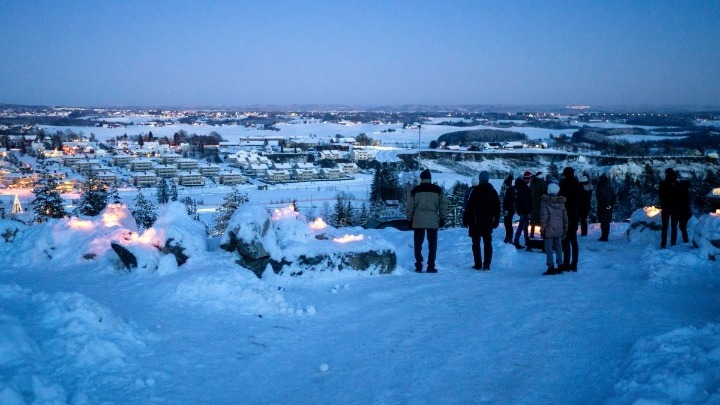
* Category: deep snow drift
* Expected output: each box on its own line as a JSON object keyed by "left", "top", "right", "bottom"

{"left": 0, "top": 205, "right": 719, "bottom": 404}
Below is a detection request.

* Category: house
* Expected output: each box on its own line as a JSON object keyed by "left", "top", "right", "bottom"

{"left": 320, "top": 167, "right": 344, "bottom": 180}
{"left": 293, "top": 168, "right": 318, "bottom": 181}
{"left": 177, "top": 158, "right": 198, "bottom": 170}
{"left": 293, "top": 162, "right": 315, "bottom": 170}
{"left": 198, "top": 165, "right": 221, "bottom": 176}
{"left": 350, "top": 149, "right": 372, "bottom": 161}
{"left": 95, "top": 171, "right": 118, "bottom": 185}
{"left": 218, "top": 171, "right": 246, "bottom": 185}
{"left": 130, "top": 159, "right": 154, "bottom": 172}
{"left": 112, "top": 155, "right": 134, "bottom": 167}
{"left": 248, "top": 163, "right": 269, "bottom": 176}
{"left": 74, "top": 160, "right": 102, "bottom": 175}
{"left": 178, "top": 171, "right": 205, "bottom": 186}
{"left": 133, "top": 172, "right": 158, "bottom": 187}
{"left": 336, "top": 162, "right": 359, "bottom": 175}
{"left": 155, "top": 165, "right": 177, "bottom": 178}
{"left": 265, "top": 169, "right": 290, "bottom": 183}
{"left": 157, "top": 154, "right": 181, "bottom": 165}
{"left": 272, "top": 162, "right": 292, "bottom": 170}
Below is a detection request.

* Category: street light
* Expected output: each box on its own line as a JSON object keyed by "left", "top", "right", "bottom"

{"left": 417, "top": 124, "right": 422, "bottom": 169}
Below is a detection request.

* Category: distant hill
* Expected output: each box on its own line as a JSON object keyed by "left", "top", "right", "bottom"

{"left": 437, "top": 129, "right": 527, "bottom": 145}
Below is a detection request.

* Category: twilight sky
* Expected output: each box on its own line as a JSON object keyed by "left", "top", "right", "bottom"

{"left": 1, "top": 0, "right": 719, "bottom": 108}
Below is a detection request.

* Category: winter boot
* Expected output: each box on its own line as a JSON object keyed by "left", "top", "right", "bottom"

{"left": 514, "top": 242, "right": 525, "bottom": 250}
{"left": 426, "top": 266, "right": 437, "bottom": 273}
{"left": 542, "top": 265, "right": 557, "bottom": 276}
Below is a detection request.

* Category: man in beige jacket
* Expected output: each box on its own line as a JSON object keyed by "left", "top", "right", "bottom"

{"left": 406, "top": 169, "right": 448, "bottom": 273}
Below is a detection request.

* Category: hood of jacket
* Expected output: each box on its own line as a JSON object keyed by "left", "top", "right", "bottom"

{"left": 542, "top": 194, "right": 566, "bottom": 209}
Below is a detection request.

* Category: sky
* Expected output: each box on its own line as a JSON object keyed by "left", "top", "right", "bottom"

{"left": 1, "top": 0, "right": 719, "bottom": 108}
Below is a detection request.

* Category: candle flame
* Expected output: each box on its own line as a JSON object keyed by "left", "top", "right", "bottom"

{"left": 333, "top": 234, "right": 364, "bottom": 243}
{"left": 644, "top": 206, "right": 661, "bottom": 217}
{"left": 67, "top": 217, "right": 95, "bottom": 231}
{"left": 272, "top": 205, "right": 298, "bottom": 220}
{"left": 102, "top": 204, "right": 128, "bottom": 228}
{"left": 309, "top": 218, "right": 328, "bottom": 230}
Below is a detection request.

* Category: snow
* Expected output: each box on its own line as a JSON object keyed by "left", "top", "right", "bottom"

{"left": 1, "top": 195, "right": 719, "bottom": 403}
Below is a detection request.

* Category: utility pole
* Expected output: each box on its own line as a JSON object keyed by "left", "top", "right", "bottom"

{"left": 417, "top": 124, "right": 422, "bottom": 169}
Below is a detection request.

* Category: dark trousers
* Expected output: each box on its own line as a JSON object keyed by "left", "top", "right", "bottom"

{"left": 678, "top": 216, "right": 690, "bottom": 243}
{"left": 580, "top": 215, "right": 589, "bottom": 236}
{"left": 414, "top": 228, "right": 438, "bottom": 270}
{"left": 503, "top": 211, "right": 514, "bottom": 242}
{"left": 599, "top": 221, "right": 610, "bottom": 241}
{"left": 562, "top": 223, "right": 579, "bottom": 266}
{"left": 661, "top": 211, "right": 678, "bottom": 247}
{"left": 471, "top": 228, "right": 493, "bottom": 268}
{"left": 514, "top": 213, "right": 530, "bottom": 245}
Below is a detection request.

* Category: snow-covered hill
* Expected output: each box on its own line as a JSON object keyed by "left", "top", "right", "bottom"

{"left": 1, "top": 207, "right": 719, "bottom": 404}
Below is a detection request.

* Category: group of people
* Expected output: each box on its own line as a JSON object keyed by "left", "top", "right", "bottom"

{"left": 406, "top": 167, "right": 617, "bottom": 275}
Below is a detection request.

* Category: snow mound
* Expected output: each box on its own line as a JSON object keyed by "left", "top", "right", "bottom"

{"left": 642, "top": 246, "right": 720, "bottom": 286}
{"left": 608, "top": 323, "right": 720, "bottom": 405}
{"left": 0, "top": 283, "right": 154, "bottom": 404}
{"left": 628, "top": 207, "right": 698, "bottom": 246}
{"left": 172, "top": 267, "right": 314, "bottom": 317}
{"left": 693, "top": 213, "right": 720, "bottom": 262}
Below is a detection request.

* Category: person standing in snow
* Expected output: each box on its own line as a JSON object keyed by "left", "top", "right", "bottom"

{"left": 501, "top": 175, "right": 516, "bottom": 244}
{"left": 595, "top": 174, "right": 615, "bottom": 242}
{"left": 559, "top": 167, "right": 582, "bottom": 271}
{"left": 464, "top": 171, "right": 501, "bottom": 270}
{"left": 407, "top": 169, "right": 448, "bottom": 273}
{"left": 677, "top": 179, "right": 693, "bottom": 244}
{"left": 578, "top": 172, "right": 593, "bottom": 236}
{"left": 529, "top": 171, "right": 547, "bottom": 243}
{"left": 513, "top": 171, "right": 533, "bottom": 249}
{"left": 658, "top": 168, "right": 679, "bottom": 248}
{"left": 540, "top": 182, "right": 567, "bottom": 275}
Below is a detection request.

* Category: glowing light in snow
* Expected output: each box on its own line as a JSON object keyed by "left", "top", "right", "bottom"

{"left": 309, "top": 218, "right": 328, "bottom": 230}
{"left": 333, "top": 234, "right": 364, "bottom": 243}
{"left": 644, "top": 206, "right": 661, "bottom": 217}
{"left": 67, "top": 217, "right": 95, "bottom": 231}
{"left": 272, "top": 205, "right": 298, "bottom": 220}
{"left": 102, "top": 204, "right": 128, "bottom": 228}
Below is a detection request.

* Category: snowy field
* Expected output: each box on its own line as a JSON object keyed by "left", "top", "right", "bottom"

{"left": 37, "top": 115, "right": 703, "bottom": 148}
{"left": 0, "top": 202, "right": 719, "bottom": 404}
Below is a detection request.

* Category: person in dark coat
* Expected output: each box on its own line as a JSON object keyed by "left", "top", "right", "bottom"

{"left": 577, "top": 172, "right": 593, "bottom": 236}
{"left": 677, "top": 179, "right": 693, "bottom": 244}
{"left": 407, "top": 169, "right": 449, "bottom": 273}
{"left": 529, "top": 171, "right": 547, "bottom": 241}
{"left": 464, "top": 171, "right": 501, "bottom": 270}
{"left": 501, "top": 175, "right": 515, "bottom": 244}
{"left": 513, "top": 171, "right": 533, "bottom": 249}
{"left": 559, "top": 167, "right": 582, "bottom": 271}
{"left": 595, "top": 174, "right": 615, "bottom": 242}
{"left": 464, "top": 176, "right": 479, "bottom": 206}
{"left": 658, "top": 168, "right": 679, "bottom": 248}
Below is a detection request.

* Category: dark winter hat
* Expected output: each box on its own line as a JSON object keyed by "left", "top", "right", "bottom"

{"left": 503, "top": 176, "right": 513, "bottom": 187}
{"left": 563, "top": 167, "right": 575, "bottom": 177}
{"left": 522, "top": 171, "right": 533, "bottom": 181}
{"left": 478, "top": 171, "right": 490, "bottom": 183}
{"left": 420, "top": 169, "right": 431, "bottom": 180}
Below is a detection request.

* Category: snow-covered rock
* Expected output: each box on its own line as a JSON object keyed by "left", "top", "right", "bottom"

{"left": 222, "top": 205, "right": 397, "bottom": 277}
{"left": 628, "top": 206, "right": 698, "bottom": 246}
{"left": 0, "top": 219, "right": 26, "bottom": 242}
{"left": 692, "top": 212, "right": 720, "bottom": 261}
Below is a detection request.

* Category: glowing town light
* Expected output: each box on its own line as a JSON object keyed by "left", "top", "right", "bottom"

{"left": 309, "top": 218, "right": 328, "bottom": 230}
{"left": 333, "top": 234, "right": 364, "bottom": 243}
{"left": 67, "top": 217, "right": 95, "bottom": 231}
{"left": 644, "top": 206, "right": 661, "bottom": 217}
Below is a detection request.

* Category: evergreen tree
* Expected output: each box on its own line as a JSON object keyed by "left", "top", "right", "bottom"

{"left": 319, "top": 201, "right": 332, "bottom": 223}
{"left": 75, "top": 173, "right": 109, "bottom": 216}
{"left": 109, "top": 183, "right": 122, "bottom": 204}
{"left": 132, "top": 192, "right": 157, "bottom": 231}
{"left": 156, "top": 179, "right": 170, "bottom": 204}
{"left": 370, "top": 168, "right": 383, "bottom": 203}
{"left": 448, "top": 181, "right": 469, "bottom": 228}
{"left": 356, "top": 202, "right": 370, "bottom": 227}
{"left": 31, "top": 172, "right": 67, "bottom": 223}
{"left": 332, "top": 192, "right": 354, "bottom": 227}
{"left": 212, "top": 188, "right": 248, "bottom": 236}
{"left": 170, "top": 182, "right": 178, "bottom": 202}
{"left": 182, "top": 197, "right": 201, "bottom": 221}
{"left": 548, "top": 162, "right": 560, "bottom": 182}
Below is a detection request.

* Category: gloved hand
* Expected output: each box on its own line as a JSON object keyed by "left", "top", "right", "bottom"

{"left": 439, "top": 218, "right": 446, "bottom": 228}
